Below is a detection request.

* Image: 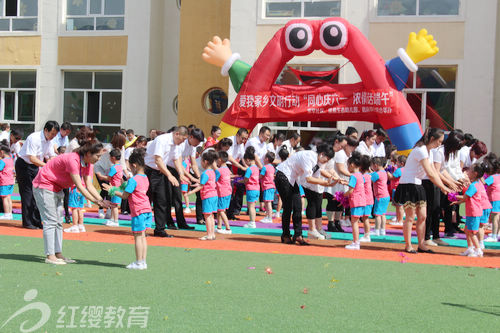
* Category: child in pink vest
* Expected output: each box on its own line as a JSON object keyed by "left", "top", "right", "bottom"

{"left": 453, "top": 163, "right": 486, "bottom": 257}
{"left": 106, "top": 149, "right": 123, "bottom": 227}
{"left": 260, "top": 152, "right": 276, "bottom": 224}
{"left": 188, "top": 150, "right": 219, "bottom": 240}
{"left": 216, "top": 151, "right": 233, "bottom": 234}
{"left": 0, "top": 144, "right": 14, "bottom": 220}
{"left": 243, "top": 148, "right": 260, "bottom": 229}
{"left": 388, "top": 155, "right": 406, "bottom": 225}
{"left": 371, "top": 157, "right": 391, "bottom": 236}
{"left": 359, "top": 155, "right": 373, "bottom": 243}
{"left": 344, "top": 152, "right": 365, "bottom": 250}
{"left": 484, "top": 156, "right": 500, "bottom": 242}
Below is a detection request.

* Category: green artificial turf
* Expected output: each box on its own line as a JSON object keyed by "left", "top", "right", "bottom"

{"left": 0, "top": 235, "right": 498, "bottom": 332}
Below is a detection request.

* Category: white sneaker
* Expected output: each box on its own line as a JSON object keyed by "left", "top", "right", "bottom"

{"left": 424, "top": 239, "right": 438, "bottom": 246}
{"left": 216, "top": 228, "right": 226, "bottom": 234}
{"left": 318, "top": 228, "right": 328, "bottom": 238}
{"left": 78, "top": 225, "right": 86, "bottom": 232}
{"left": 223, "top": 229, "right": 232, "bottom": 234}
{"left": 64, "top": 225, "right": 80, "bottom": 233}
{"left": 243, "top": 221, "right": 256, "bottom": 228}
{"left": 98, "top": 209, "right": 105, "bottom": 219}
{"left": 391, "top": 216, "right": 398, "bottom": 222}
{"left": 479, "top": 241, "right": 485, "bottom": 250}
{"left": 460, "top": 247, "right": 474, "bottom": 256}
{"left": 0, "top": 213, "right": 13, "bottom": 219}
{"left": 308, "top": 230, "right": 325, "bottom": 240}
{"left": 260, "top": 217, "right": 273, "bottom": 224}
{"left": 380, "top": 229, "right": 386, "bottom": 236}
{"left": 370, "top": 229, "right": 380, "bottom": 236}
{"left": 183, "top": 208, "right": 192, "bottom": 214}
{"left": 467, "top": 250, "right": 479, "bottom": 257}
{"left": 345, "top": 242, "right": 360, "bottom": 250}
{"left": 273, "top": 212, "right": 281, "bottom": 219}
{"left": 126, "top": 261, "right": 146, "bottom": 270}
{"left": 105, "top": 220, "right": 119, "bottom": 227}
{"left": 389, "top": 221, "right": 404, "bottom": 226}
{"left": 484, "top": 236, "right": 498, "bottom": 242}
{"left": 340, "top": 219, "right": 351, "bottom": 227}
{"left": 359, "top": 235, "right": 371, "bottom": 243}
{"left": 475, "top": 249, "right": 484, "bottom": 257}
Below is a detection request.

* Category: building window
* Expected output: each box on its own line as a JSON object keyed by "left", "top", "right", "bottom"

{"left": 66, "top": 0, "right": 124, "bottom": 31}
{"left": 265, "top": 64, "right": 339, "bottom": 134}
{"left": 202, "top": 88, "right": 228, "bottom": 115}
{"left": 404, "top": 66, "right": 456, "bottom": 131}
{"left": 264, "top": 0, "right": 340, "bottom": 18}
{"left": 63, "top": 71, "right": 122, "bottom": 141}
{"left": 377, "top": 0, "right": 459, "bottom": 16}
{"left": 0, "top": 0, "right": 38, "bottom": 31}
{"left": 0, "top": 71, "right": 36, "bottom": 134}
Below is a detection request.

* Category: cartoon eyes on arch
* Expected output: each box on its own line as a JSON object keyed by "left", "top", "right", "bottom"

{"left": 319, "top": 21, "right": 347, "bottom": 51}
{"left": 285, "top": 23, "right": 313, "bottom": 53}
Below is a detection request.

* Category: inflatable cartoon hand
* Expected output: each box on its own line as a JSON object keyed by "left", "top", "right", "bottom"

{"left": 405, "top": 29, "right": 439, "bottom": 64}
{"left": 202, "top": 36, "right": 233, "bottom": 68}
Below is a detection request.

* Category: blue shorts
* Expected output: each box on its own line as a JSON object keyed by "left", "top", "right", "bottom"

{"left": 351, "top": 206, "right": 364, "bottom": 217}
{"left": 465, "top": 216, "right": 481, "bottom": 232}
{"left": 111, "top": 195, "right": 122, "bottom": 204}
{"left": 217, "top": 195, "right": 231, "bottom": 211}
{"left": 246, "top": 190, "right": 259, "bottom": 203}
{"left": 0, "top": 184, "right": 13, "bottom": 196}
{"left": 69, "top": 189, "right": 85, "bottom": 208}
{"left": 263, "top": 188, "right": 275, "bottom": 202}
{"left": 202, "top": 196, "right": 218, "bottom": 214}
{"left": 374, "top": 196, "right": 390, "bottom": 216}
{"left": 181, "top": 184, "right": 188, "bottom": 192}
{"left": 299, "top": 185, "right": 305, "bottom": 197}
{"left": 481, "top": 208, "right": 492, "bottom": 225}
{"left": 363, "top": 204, "right": 373, "bottom": 217}
{"left": 131, "top": 212, "right": 152, "bottom": 232}
{"left": 492, "top": 200, "right": 500, "bottom": 213}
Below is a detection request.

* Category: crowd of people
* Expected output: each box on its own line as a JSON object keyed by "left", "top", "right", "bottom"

{"left": 1, "top": 119, "right": 497, "bottom": 269}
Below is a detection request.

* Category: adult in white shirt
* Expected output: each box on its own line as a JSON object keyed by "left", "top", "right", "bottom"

{"left": 275, "top": 145, "right": 336, "bottom": 245}
{"left": 394, "top": 128, "right": 451, "bottom": 254}
{"left": 226, "top": 128, "right": 249, "bottom": 219}
{"left": 459, "top": 141, "right": 487, "bottom": 170}
{"left": 267, "top": 133, "right": 285, "bottom": 156}
{"left": 355, "top": 130, "right": 376, "bottom": 157}
{"left": 52, "top": 121, "right": 72, "bottom": 154}
{"left": 324, "top": 136, "right": 357, "bottom": 232}
{"left": 279, "top": 132, "right": 301, "bottom": 157}
{"left": 432, "top": 131, "right": 466, "bottom": 238}
{"left": 372, "top": 129, "right": 387, "bottom": 158}
{"left": 16, "top": 121, "right": 59, "bottom": 229}
{"left": 144, "top": 126, "right": 188, "bottom": 237}
{"left": 167, "top": 128, "right": 205, "bottom": 230}
{"left": 0, "top": 123, "right": 10, "bottom": 142}
{"left": 245, "top": 126, "right": 271, "bottom": 168}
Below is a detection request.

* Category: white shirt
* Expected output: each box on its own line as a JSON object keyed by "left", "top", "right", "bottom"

{"left": 124, "top": 147, "right": 134, "bottom": 160}
{"left": 245, "top": 137, "right": 268, "bottom": 162}
{"left": 277, "top": 150, "right": 317, "bottom": 186}
{"left": 355, "top": 141, "right": 374, "bottom": 157}
{"left": 324, "top": 148, "right": 349, "bottom": 194}
{"left": 400, "top": 145, "right": 429, "bottom": 185}
{"left": 279, "top": 140, "right": 294, "bottom": 155}
{"left": 422, "top": 148, "right": 435, "bottom": 180}
{"left": 66, "top": 138, "right": 79, "bottom": 153}
{"left": 372, "top": 141, "right": 386, "bottom": 157}
{"left": 0, "top": 130, "right": 9, "bottom": 143}
{"left": 433, "top": 146, "right": 464, "bottom": 181}
{"left": 459, "top": 146, "right": 475, "bottom": 168}
{"left": 145, "top": 133, "right": 177, "bottom": 170}
{"left": 168, "top": 139, "right": 196, "bottom": 167}
{"left": 227, "top": 135, "right": 245, "bottom": 162}
{"left": 267, "top": 142, "right": 279, "bottom": 155}
{"left": 18, "top": 131, "right": 57, "bottom": 164}
{"left": 300, "top": 161, "right": 324, "bottom": 193}
{"left": 52, "top": 132, "right": 69, "bottom": 149}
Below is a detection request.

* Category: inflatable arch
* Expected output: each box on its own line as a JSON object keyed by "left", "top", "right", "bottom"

{"left": 202, "top": 17, "right": 439, "bottom": 154}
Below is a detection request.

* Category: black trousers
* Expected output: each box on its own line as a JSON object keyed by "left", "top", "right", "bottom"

{"left": 275, "top": 171, "right": 302, "bottom": 237}
{"left": 228, "top": 167, "right": 245, "bottom": 217}
{"left": 422, "top": 179, "right": 441, "bottom": 240}
{"left": 304, "top": 187, "right": 323, "bottom": 219}
{"left": 15, "top": 158, "right": 41, "bottom": 228}
{"left": 195, "top": 191, "right": 203, "bottom": 222}
{"left": 145, "top": 166, "right": 169, "bottom": 232}
{"left": 63, "top": 188, "right": 70, "bottom": 218}
{"left": 166, "top": 166, "right": 186, "bottom": 226}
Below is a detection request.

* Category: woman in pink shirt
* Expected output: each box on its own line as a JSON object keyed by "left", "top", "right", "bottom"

{"left": 33, "top": 139, "right": 113, "bottom": 265}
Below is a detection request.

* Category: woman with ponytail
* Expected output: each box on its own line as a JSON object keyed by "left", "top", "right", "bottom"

{"left": 33, "top": 139, "right": 114, "bottom": 265}
{"left": 394, "top": 128, "right": 452, "bottom": 254}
